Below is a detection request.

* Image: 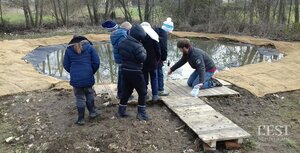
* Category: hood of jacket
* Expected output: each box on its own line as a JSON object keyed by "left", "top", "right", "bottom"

{"left": 129, "top": 24, "right": 146, "bottom": 42}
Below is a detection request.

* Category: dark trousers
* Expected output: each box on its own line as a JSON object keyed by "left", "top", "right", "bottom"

{"left": 120, "top": 69, "right": 147, "bottom": 106}
{"left": 117, "top": 65, "right": 122, "bottom": 98}
{"left": 73, "top": 87, "right": 96, "bottom": 113}
{"left": 157, "top": 62, "right": 164, "bottom": 91}
{"left": 143, "top": 69, "right": 158, "bottom": 96}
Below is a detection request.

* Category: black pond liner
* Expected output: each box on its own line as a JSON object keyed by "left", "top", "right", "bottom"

{"left": 22, "top": 39, "right": 284, "bottom": 83}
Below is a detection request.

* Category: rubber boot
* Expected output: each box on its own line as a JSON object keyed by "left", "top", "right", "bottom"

{"left": 116, "top": 104, "right": 130, "bottom": 118}
{"left": 75, "top": 107, "right": 85, "bottom": 125}
{"left": 86, "top": 101, "right": 100, "bottom": 119}
{"left": 136, "top": 105, "right": 151, "bottom": 121}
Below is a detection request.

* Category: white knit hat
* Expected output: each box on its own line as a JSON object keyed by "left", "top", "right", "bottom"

{"left": 140, "top": 22, "right": 159, "bottom": 42}
{"left": 161, "top": 17, "right": 174, "bottom": 33}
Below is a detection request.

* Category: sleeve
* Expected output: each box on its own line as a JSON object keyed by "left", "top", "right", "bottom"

{"left": 160, "top": 34, "right": 168, "bottom": 61}
{"left": 90, "top": 46, "right": 100, "bottom": 74}
{"left": 134, "top": 45, "right": 147, "bottom": 63}
{"left": 195, "top": 55, "right": 206, "bottom": 83}
{"left": 63, "top": 49, "right": 71, "bottom": 73}
{"left": 170, "top": 55, "right": 187, "bottom": 72}
{"left": 154, "top": 41, "right": 161, "bottom": 61}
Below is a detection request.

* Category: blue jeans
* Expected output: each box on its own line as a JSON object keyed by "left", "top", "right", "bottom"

{"left": 143, "top": 69, "right": 158, "bottom": 96}
{"left": 187, "top": 70, "right": 215, "bottom": 89}
{"left": 117, "top": 65, "right": 122, "bottom": 98}
{"left": 157, "top": 62, "right": 164, "bottom": 91}
{"left": 73, "top": 87, "right": 96, "bottom": 113}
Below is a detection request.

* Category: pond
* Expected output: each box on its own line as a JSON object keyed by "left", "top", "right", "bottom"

{"left": 23, "top": 39, "right": 283, "bottom": 84}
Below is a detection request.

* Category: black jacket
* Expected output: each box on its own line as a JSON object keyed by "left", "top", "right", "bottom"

{"left": 154, "top": 27, "right": 168, "bottom": 61}
{"left": 118, "top": 24, "right": 147, "bottom": 70}
{"left": 141, "top": 35, "right": 161, "bottom": 72}
{"left": 170, "top": 47, "right": 216, "bottom": 83}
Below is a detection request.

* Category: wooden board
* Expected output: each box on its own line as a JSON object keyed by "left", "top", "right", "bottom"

{"left": 165, "top": 79, "right": 239, "bottom": 97}
{"left": 163, "top": 96, "right": 250, "bottom": 148}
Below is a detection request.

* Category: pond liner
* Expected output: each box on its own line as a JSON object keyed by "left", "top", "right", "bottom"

{"left": 22, "top": 44, "right": 67, "bottom": 66}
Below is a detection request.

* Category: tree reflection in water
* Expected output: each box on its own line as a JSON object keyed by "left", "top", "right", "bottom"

{"left": 36, "top": 39, "right": 283, "bottom": 83}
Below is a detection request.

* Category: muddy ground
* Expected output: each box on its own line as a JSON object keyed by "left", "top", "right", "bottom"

{"left": 0, "top": 87, "right": 299, "bottom": 153}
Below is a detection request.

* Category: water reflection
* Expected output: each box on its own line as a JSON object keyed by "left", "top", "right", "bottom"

{"left": 33, "top": 39, "right": 283, "bottom": 83}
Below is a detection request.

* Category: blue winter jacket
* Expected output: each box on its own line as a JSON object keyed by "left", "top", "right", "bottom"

{"left": 63, "top": 41, "right": 100, "bottom": 88}
{"left": 110, "top": 28, "right": 128, "bottom": 64}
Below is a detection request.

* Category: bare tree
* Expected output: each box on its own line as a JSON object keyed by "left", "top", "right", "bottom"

{"left": 51, "top": 0, "right": 60, "bottom": 26}
{"left": 137, "top": 0, "right": 143, "bottom": 22}
{"left": 295, "top": 0, "right": 299, "bottom": 23}
{"left": 117, "top": 0, "right": 132, "bottom": 22}
{"left": 0, "top": 0, "right": 3, "bottom": 24}
{"left": 278, "top": 0, "right": 286, "bottom": 24}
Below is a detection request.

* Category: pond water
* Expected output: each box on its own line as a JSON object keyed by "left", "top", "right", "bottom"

{"left": 23, "top": 39, "right": 283, "bottom": 84}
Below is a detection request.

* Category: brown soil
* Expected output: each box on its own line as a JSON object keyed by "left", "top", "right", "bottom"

{"left": 0, "top": 87, "right": 299, "bottom": 153}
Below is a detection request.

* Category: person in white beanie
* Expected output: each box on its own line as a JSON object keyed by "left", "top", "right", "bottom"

{"left": 154, "top": 17, "right": 174, "bottom": 96}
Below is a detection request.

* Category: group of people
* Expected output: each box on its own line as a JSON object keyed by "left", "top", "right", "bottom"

{"left": 63, "top": 18, "right": 221, "bottom": 125}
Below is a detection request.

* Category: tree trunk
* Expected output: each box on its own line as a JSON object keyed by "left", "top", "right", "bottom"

{"left": 22, "top": 0, "right": 30, "bottom": 28}
{"left": 265, "top": 0, "right": 271, "bottom": 23}
{"left": 65, "top": 0, "right": 69, "bottom": 26}
{"left": 87, "top": 0, "right": 94, "bottom": 24}
{"left": 249, "top": 0, "right": 255, "bottom": 27}
{"left": 104, "top": 0, "right": 109, "bottom": 19}
{"left": 0, "top": 0, "right": 3, "bottom": 24}
{"left": 278, "top": 0, "right": 286, "bottom": 24}
{"left": 288, "top": 0, "right": 293, "bottom": 26}
{"left": 51, "top": 0, "right": 60, "bottom": 26}
{"left": 295, "top": 0, "right": 299, "bottom": 23}
{"left": 273, "top": 0, "right": 279, "bottom": 21}
{"left": 137, "top": 0, "right": 143, "bottom": 22}
{"left": 117, "top": 0, "right": 132, "bottom": 22}
{"left": 92, "top": 0, "right": 99, "bottom": 25}
{"left": 34, "top": 0, "right": 39, "bottom": 27}
{"left": 39, "top": 0, "right": 44, "bottom": 26}
{"left": 144, "top": 0, "right": 150, "bottom": 22}
{"left": 25, "top": 0, "right": 34, "bottom": 27}
{"left": 57, "top": 0, "right": 66, "bottom": 25}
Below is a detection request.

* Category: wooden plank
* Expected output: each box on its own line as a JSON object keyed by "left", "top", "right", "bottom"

{"left": 215, "top": 78, "right": 232, "bottom": 86}
{"left": 167, "top": 79, "right": 190, "bottom": 96}
{"left": 165, "top": 81, "right": 187, "bottom": 97}
{"left": 162, "top": 96, "right": 250, "bottom": 148}
{"left": 198, "top": 86, "right": 239, "bottom": 97}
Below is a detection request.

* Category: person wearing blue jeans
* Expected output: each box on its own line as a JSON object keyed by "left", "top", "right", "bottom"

{"left": 154, "top": 18, "right": 174, "bottom": 96}
{"left": 63, "top": 35, "right": 100, "bottom": 125}
{"left": 143, "top": 70, "right": 159, "bottom": 98}
{"left": 187, "top": 70, "right": 215, "bottom": 89}
{"left": 168, "top": 39, "right": 221, "bottom": 90}
{"left": 157, "top": 62, "right": 165, "bottom": 93}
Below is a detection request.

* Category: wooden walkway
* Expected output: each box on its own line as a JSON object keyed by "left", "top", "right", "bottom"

{"left": 94, "top": 79, "right": 250, "bottom": 150}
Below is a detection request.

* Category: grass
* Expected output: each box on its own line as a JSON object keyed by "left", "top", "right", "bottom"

{"left": 243, "top": 138, "right": 257, "bottom": 151}
{"left": 282, "top": 138, "right": 299, "bottom": 151}
{"left": 2, "top": 13, "right": 55, "bottom": 25}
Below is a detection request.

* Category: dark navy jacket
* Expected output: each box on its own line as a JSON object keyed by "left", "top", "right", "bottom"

{"left": 141, "top": 34, "right": 161, "bottom": 72}
{"left": 118, "top": 24, "right": 147, "bottom": 70}
{"left": 63, "top": 40, "right": 100, "bottom": 88}
{"left": 171, "top": 47, "right": 215, "bottom": 83}
{"left": 154, "top": 27, "right": 168, "bottom": 61}
{"left": 110, "top": 28, "right": 128, "bottom": 64}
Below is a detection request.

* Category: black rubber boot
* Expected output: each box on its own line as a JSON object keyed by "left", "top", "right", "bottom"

{"left": 136, "top": 105, "right": 151, "bottom": 121}
{"left": 75, "top": 107, "right": 85, "bottom": 125}
{"left": 116, "top": 104, "right": 130, "bottom": 118}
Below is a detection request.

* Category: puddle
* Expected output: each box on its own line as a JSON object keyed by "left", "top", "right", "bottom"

{"left": 23, "top": 39, "right": 283, "bottom": 83}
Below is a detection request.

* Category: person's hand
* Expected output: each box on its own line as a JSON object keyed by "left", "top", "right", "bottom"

{"left": 195, "top": 83, "right": 203, "bottom": 89}
{"left": 167, "top": 69, "right": 173, "bottom": 75}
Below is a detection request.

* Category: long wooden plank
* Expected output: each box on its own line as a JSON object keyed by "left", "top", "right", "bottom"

{"left": 165, "top": 81, "right": 187, "bottom": 96}
{"left": 162, "top": 96, "right": 250, "bottom": 148}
